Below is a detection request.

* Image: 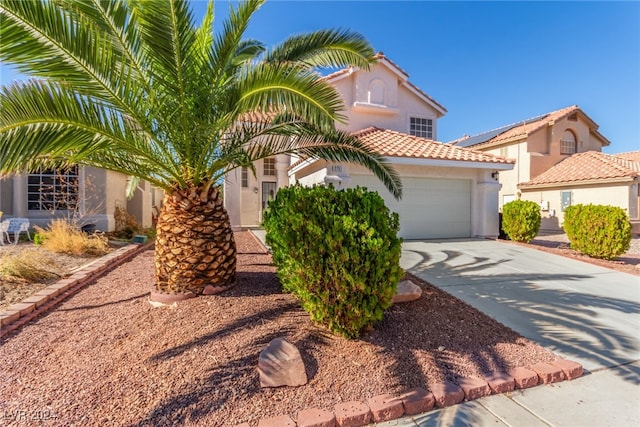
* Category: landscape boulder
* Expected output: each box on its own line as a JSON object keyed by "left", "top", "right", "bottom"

{"left": 392, "top": 280, "right": 422, "bottom": 303}
{"left": 258, "top": 338, "right": 307, "bottom": 388}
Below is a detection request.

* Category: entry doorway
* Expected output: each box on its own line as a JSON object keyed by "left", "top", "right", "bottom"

{"left": 262, "top": 182, "right": 277, "bottom": 211}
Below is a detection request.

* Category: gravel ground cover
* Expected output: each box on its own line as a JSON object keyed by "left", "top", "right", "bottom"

{"left": 521, "top": 234, "right": 640, "bottom": 276}
{"left": 0, "top": 231, "right": 558, "bottom": 426}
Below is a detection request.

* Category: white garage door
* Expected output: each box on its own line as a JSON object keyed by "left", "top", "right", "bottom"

{"left": 351, "top": 176, "right": 471, "bottom": 239}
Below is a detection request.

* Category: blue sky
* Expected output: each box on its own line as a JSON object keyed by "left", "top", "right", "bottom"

{"left": 2, "top": 1, "right": 638, "bottom": 154}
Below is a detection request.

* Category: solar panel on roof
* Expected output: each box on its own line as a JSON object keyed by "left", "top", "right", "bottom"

{"left": 452, "top": 113, "right": 549, "bottom": 148}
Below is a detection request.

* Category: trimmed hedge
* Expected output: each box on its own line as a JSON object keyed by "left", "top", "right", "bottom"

{"left": 563, "top": 204, "right": 631, "bottom": 260}
{"left": 263, "top": 184, "right": 403, "bottom": 338}
{"left": 501, "top": 200, "right": 541, "bottom": 243}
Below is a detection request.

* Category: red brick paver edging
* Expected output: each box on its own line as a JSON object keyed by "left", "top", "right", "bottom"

{"left": 234, "top": 360, "right": 585, "bottom": 427}
{"left": 0, "top": 243, "right": 152, "bottom": 338}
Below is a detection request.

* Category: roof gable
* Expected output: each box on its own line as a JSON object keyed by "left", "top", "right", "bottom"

{"left": 519, "top": 151, "right": 640, "bottom": 188}
{"left": 323, "top": 53, "right": 447, "bottom": 117}
{"left": 451, "top": 105, "right": 610, "bottom": 148}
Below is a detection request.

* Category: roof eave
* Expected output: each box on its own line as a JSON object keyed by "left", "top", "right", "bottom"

{"left": 388, "top": 156, "right": 514, "bottom": 170}
{"left": 519, "top": 176, "right": 636, "bottom": 189}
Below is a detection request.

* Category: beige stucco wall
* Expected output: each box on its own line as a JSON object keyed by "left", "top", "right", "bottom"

{"left": 224, "top": 156, "right": 290, "bottom": 227}
{"left": 0, "top": 177, "right": 14, "bottom": 216}
{"left": 483, "top": 140, "right": 530, "bottom": 209}
{"left": 331, "top": 63, "right": 441, "bottom": 138}
{"left": 520, "top": 181, "right": 635, "bottom": 231}
{"left": 528, "top": 115, "right": 604, "bottom": 178}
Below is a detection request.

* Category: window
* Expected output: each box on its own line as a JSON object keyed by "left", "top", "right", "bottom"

{"left": 241, "top": 167, "right": 249, "bottom": 188}
{"left": 409, "top": 117, "right": 433, "bottom": 139}
{"left": 561, "top": 191, "right": 572, "bottom": 212}
{"left": 263, "top": 158, "right": 276, "bottom": 176}
{"left": 27, "top": 166, "right": 79, "bottom": 211}
{"left": 560, "top": 130, "right": 577, "bottom": 154}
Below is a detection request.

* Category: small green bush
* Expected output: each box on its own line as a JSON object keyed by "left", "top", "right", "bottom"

{"left": 263, "top": 184, "right": 403, "bottom": 338}
{"left": 502, "top": 200, "right": 541, "bottom": 243}
{"left": 563, "top": 204, "right": 631, "bottom": 260}
{"left": 33, "top": 232, "right": 45, "bottom": 246}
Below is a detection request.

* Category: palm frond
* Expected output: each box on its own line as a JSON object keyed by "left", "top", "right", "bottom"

{"left": 217, "top": 119, "right": 402, "bottom": 199}
{"left": 0, "top": 1, "right": 142, "bottom": 113}
{"left": 235, "top": 62, "right": 345, "bottom": 128}
{"left": 265, "top": 29, "right": 375, "bottom": 71}
{"left": 0, "top": 80, "right": 178, "bottom": 188}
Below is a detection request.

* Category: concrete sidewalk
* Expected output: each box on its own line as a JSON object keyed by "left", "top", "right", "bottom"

{"left": 398, "top": 239, "right": 640, "bottom": 427}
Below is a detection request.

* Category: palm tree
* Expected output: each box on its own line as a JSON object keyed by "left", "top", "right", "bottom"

{"left": 0, "top": 0, "right": 401, "bottom": 299}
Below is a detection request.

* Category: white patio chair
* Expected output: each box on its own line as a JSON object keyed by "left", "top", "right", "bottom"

{"left": 7, "top": 218, "right": 32, "bottom": 244}
{"left": 0, "top": 220, "right": 10, "bottom": 245}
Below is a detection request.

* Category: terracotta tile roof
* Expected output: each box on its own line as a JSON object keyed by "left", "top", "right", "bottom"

{"left": 238, "top": 110, "right": 281, "bottom": 123}
{"left": 453, "top": 106, "right": 580, "bottom": 148}
{"left": 322, "top": 67, "right": 353, "bottom": 81}
{"left": 519, "top": 151, "right": 640, "bottom": 188}
{"left": 289, "top": 127, "right": 513, "bottom": 171}
{"left": 353, "top": 127, "right": 513, "bottom": 164}
{"left": 614, "top": 151, "right": 640, "bottom": 162}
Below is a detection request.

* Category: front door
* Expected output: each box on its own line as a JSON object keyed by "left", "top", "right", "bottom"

{"left": 262, "top": 182, "right": 277, "bottom": 211}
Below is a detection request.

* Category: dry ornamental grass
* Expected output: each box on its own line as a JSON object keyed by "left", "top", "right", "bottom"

{"left": 35, "top": 219, "right": 110, "bottom": 256}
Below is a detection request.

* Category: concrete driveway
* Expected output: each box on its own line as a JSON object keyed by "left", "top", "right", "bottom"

{"left": 402, "top": 238, "right": 640, "bottom": 373}
{"left": 399, "top": 239, "right": 640, "bottom": 427}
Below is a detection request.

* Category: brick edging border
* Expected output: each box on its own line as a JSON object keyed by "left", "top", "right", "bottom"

{"left": 240, "top": 359, "right": 584, "bottom": 427}
{"left": 0, "top": 242, "right": 153, "bottom": 338}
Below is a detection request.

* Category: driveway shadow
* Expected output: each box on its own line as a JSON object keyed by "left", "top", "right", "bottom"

{"left": 405, "top": 244, "right": 640, "bottom": 385}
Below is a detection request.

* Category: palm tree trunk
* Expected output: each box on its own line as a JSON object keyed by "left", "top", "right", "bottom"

{"left": 153, "top": 182, "right": 236, "bottom": 296}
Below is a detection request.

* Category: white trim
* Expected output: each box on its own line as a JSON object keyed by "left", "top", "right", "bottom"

{"left": 387, "top": 156, "right": 515, "bottom": 170}
{"left": 288, "top": 158, "right": 318, "bottom": 176}
{"left": 288, "top": 155, "right": 514, "bottom": 176}
{"left": 352, "top": 102, "right": 399, "bottom": 115}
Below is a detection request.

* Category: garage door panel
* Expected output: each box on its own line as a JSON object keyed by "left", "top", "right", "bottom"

{"left": 351, "top": 176, "right": 471, "bottom": 239}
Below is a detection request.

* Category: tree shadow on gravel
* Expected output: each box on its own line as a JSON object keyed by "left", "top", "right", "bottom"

{"left": 149, "top": 301, "right": 299, "bottom": 362}
{"left": 405, "top": 247, "right": 640, "bottom": 386}
{"left": 57, "top": 293, "right": 148, "bottom": 311}
{"left": 136, "top": 317, "right": 326, "bottom": 427}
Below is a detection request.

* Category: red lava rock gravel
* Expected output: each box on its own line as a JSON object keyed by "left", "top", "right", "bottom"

{"left": 0, "top": 231, "right": 557, "bottom": 426}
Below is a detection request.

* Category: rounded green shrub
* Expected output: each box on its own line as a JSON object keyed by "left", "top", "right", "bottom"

{"left": 563, "top": 204, "right": 631, "bottom": 260}
{"left": 263, "top": 184, "right": 403, "bottom": 338}
{"left": 501, "top": 200, "right": 541, "bottom": 243}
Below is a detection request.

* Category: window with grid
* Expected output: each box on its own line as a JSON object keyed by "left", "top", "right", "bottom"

{"left": 241, "top": 167, "right": 249, "bottom": 188}
{"left": 263, "top": 158, "right": 276, "bottom": 176}
{"left": 409, "top": 117, "right": 433, "bottom": 139}
{"left": 560, "top": 130, "right": 577, "bottom": 154}
{"left": 28, "top": 166, "right": 79, "bottom": 211}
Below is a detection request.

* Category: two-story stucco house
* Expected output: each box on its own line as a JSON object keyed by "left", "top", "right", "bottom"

{"left": 224, "top": 54, "right": 514, "bottom": 239}
{"left": 451, "top": 106, "right": 639, "bottom": 231}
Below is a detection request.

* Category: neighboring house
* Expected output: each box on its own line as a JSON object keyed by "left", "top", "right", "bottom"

{"left": 0, "top": 167, "right": 161, "bottom": 231}
{"left": 225, "top": 54, "right": 515, "bottom": 239}
{"left": 518, "top": 151, "right": 640, "bottom": 231}
{"left": 450, "top": 105, "right": 616, "bottom": 231}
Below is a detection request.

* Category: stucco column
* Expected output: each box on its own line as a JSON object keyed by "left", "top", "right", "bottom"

{"left": 475, "top": 173, "right": 502, "bottom": 238}
{"left": 13, "top": 173, "right": 27, "bottom": 217}
{"left": 224, "top": 169, "right": 241, "bottom": 229}
{"left": 275, "top": 154, "right": 289, "bottom": 190}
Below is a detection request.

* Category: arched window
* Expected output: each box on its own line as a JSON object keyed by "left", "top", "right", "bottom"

{"left": 560, "top": 130, "right": 577, "bottom": 154}
{"left": 368, "top": 79, "right": 386, "bottom": 105}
